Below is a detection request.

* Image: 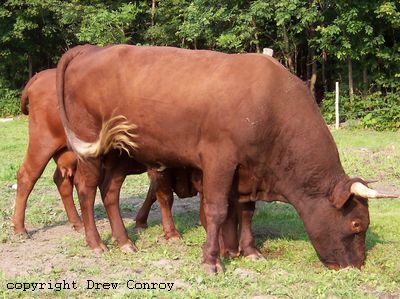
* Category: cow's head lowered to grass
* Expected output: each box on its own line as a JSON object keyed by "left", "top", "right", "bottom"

{"left": 299, "top": 178, "right": 371, "bottom": 269}
{"left": 306, "top": 179, "right": 398, "bottom": 269}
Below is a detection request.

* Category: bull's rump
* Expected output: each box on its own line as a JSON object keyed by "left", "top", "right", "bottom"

{"left": 62, "top": 45, "right": 301, "bottom": 167}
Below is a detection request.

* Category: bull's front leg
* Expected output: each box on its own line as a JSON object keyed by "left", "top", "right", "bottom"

{"left": 74, "top": 158, "right": 107, "bottom": 254}
{"left": 238, "top": 201, "right": 263, "bottom": 260}
{"left": 201, "top": 159, "right": 236, "bottom": 274}
{"left": 200, "top": 193, "right": 239, "bottom": 258}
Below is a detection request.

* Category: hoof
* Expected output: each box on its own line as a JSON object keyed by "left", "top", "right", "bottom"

{"left": 222, "top": 250, "right": 240, "bottom": 258}
{"left": 71, "top": 222, "right": 84, "bottom": 234}
{"left": 134, "top": 222, "right": 148, "bottom": 229}
{"left": 245, "top": 252, "right": 265, "bottom": 261}
{"left": 165, "top": 232, "right": 181, "bottom": 241}
{"left": 14, "top": 230, "right": 31, "bottom": 239}
{"left": 120, "top": 241, "right": 138, "bottom": 254}
{"left": 133, "top": 225, "right": 147, "bottom": 234}
{"left": 92, "top": 244, "right": 108, "bottom": 255}
{"left": 203, "top": 261, "right": 225, "bottom": 274}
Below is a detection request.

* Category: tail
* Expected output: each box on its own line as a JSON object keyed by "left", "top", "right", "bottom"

{"left": 69, "top": 115, "right": 138, "bottom": 159}
{"left": 56, "top": 45, "right": 138, "bottom": 159}
{"left": 20, "top": 73, "right": 40, "bottom": 115}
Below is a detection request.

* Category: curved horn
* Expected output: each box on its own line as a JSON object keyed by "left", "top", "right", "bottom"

{"left": 350, "top": 182, "right": 400, "bottom": 199}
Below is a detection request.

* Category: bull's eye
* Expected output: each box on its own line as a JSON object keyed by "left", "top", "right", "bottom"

{"left": 351, "top": 220, "right": 362, "bottom": 233}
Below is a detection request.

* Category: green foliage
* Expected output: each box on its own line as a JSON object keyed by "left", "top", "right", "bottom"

{"left": 0, "top": 0, "right": 399, "bottom": 129}
{"left": 76, "top": 3, "right": 143, "bottom": 46}
{"left": 322, "top": 91, "right": 400, "bottom": 131}
{"left": 0, "top": 88, "right": 19, "bottom": 117}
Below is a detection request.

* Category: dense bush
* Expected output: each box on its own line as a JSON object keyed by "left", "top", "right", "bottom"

{"left": 0, "top": 88, "right": 20, "bottom": 117}
{"left": 321, "top": 92, "right": 400, "bottom": 131}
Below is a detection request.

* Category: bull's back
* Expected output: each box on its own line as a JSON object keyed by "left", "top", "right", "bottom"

{"left": 63, "top": 45, "right": 310, "bottom": 167}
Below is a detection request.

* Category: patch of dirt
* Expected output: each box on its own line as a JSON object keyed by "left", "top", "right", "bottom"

{"left": 368, "top": 182, "right": 400, "bottom": 195}
{"left": 0, "top": 118, "right": 13, "bottom": 123}
{"left": 0, "top": 195, "right": 200, "bottom": 279}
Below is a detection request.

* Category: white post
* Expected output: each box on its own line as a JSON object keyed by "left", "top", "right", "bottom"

{"left": 263, "top": 48, "right": 274, "bottom": 57}
{"left": 335, "top": 81, "right": 339, "bottom": 129}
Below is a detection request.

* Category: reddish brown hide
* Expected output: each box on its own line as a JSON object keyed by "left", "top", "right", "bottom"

{"left": 136, "top": 168, "right": 261, "bottom": 259}
{"left": 14, "top": 69, "right": 83, "bottom": 235}
{"left": 13, "top": 70, "right": 171, "bottom": 247}
{"left": 57, "top": 45, "right": 380, "bottom": 273}
{"left": 14, "top": 69, "right": 245, "bottom": 256}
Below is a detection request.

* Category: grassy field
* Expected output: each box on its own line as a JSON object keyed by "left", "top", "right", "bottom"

{"left": 0, "top": 117, "right": 399, "bottom": 298}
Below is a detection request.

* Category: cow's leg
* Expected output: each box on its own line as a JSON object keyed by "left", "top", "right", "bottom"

{"left": 134, "top": 183, "right": 156, "bottom": 230}
{"left": 52, "top": 167, "right": 83, "bottom": 233}
{"left": 13, "top": 144, "right": 54, "bottom": 235}
{"left": 74, "top": 158, "right": 107, "bottom": 254}
{"left": 148, "top": 169, "right": 180, "bottom": 240}
{"left": 200, "top": 194, "right": 239, "bottom": 257}
{"left": 201, "top": 160, "right": 236, "bottom": 274}
{"left": 238, "top": 201, "right": 263, "bottom": 260}
{"left": 99, "top": 170, "right": 137, "bottom": 253}
{"left": 219, "top": 193, "right": 239, "bottom": 258}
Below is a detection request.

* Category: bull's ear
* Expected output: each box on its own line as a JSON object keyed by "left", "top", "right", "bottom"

{"left": 330, "top": 180, "right": 352, "bottom": 209}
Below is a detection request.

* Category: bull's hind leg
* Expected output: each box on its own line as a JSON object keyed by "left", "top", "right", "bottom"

{"left": 74, "top": 158, "right": 107, "bottom": 254}
{"left": 13, "top": 143, "right": 54, "bottom": 235}
{"left": 99, "top": 170, "right": 137, "bottom": 254}
{"left": 148, "top": 169, "right": 180, "bottom": 240}
{"left": 52, "top": 165, "right": 83, "bottom": 233}
{"left": 201, "top": 157, "right": 237, "bottom": 274}
{"left": 238, "top": 201, "right": 263, "bottom": 260}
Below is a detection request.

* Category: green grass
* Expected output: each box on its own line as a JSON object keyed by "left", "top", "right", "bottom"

{"left": 0, "top": 117, "right": 399, "bottom": 298}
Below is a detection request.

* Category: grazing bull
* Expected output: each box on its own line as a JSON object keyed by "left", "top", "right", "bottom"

{"left": 57, "top": 44, "right": 397, "bottom": 273}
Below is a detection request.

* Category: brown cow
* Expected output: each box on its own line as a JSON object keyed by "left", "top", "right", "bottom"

{"left": 14, "top": 69, "right": 245, "bottom": 257}
{"left": 14, "top": 69, "right": 83, "bottom": 235}
{"left": 13, "top": 70, "right": 165, "bottom": 246}
{"left": 56, "top": 44, "right": 398, "bottom": 273}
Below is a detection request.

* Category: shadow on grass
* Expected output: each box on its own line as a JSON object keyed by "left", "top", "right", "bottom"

{"left": 23, "top": 199, "right": 383, "bottom": 257}
{"left": 118, "top": 200, "right": 384, "bottom": 254}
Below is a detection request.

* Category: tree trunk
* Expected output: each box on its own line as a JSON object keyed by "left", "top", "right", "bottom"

{"left": 28, "top": 55, "right": 33, "bottom": 79}
{"left": 348, "top": 57, "right": 354, "bottom": 103}
{"left": 363, "top": 65, "right": 368, "bottom": 94}
{"left": 321, "top": 50, "right": 327, "bottom": 93}
{"left": 252, "top": 21, "right": 261, "bottom": 53}
{"left": 151, "top": 0, "right": 156, "bottom": 26}
{"left": 309, "top": 47, "right": 317, "bottom": 96}
{"left": 281, "top": 24, "right": 294, "bottom": 73}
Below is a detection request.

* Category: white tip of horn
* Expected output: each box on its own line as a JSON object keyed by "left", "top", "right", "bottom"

{"left": 350, "top": 182, "right": 400, "bottom": 199}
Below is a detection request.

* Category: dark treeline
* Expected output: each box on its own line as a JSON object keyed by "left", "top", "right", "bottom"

{"left": 1, "top": 0, "right": 399, "bottom": 104}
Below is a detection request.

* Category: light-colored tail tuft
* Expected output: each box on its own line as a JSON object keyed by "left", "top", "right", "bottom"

{"left": 69, "top": 115, "right": 138, "bottom": 159}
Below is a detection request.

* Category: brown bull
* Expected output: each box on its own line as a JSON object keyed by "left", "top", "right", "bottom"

{"left": 14, "top": 69, "right": 245, "bottom": 256}
{"left": 13, "top": 69, "right": 172, "bottom": 246}
{"left": 56, "top": 44, "right": 397, "bottom": 273}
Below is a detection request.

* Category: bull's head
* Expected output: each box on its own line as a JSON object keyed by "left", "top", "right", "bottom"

{"left": 300, "top": 178, "right": 399, "bottom": 270}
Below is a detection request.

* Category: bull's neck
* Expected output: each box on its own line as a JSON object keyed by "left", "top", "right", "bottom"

{"left": 266, "top": 115, "right": 347, "bottom": 209}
